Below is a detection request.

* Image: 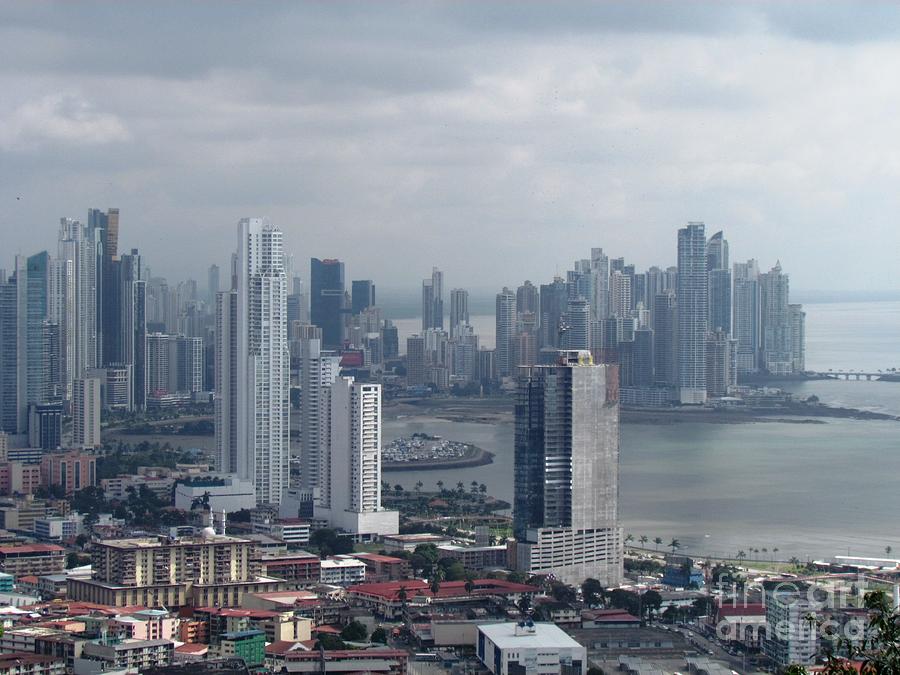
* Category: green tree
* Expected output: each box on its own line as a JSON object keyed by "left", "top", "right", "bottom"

{"left": 886, "top": 545, "right": 893, "bottom": 557}
{"left": 668, "top": 538, "right": 680, "bottom": 554}
{"left": 608, "top": 589, "right": 641, "bottom": 617}
{"left": 370, "top": 627, "right": 387, "bottom": 644}
{"left": 642, "top": 590, "right": 663, "bottom": 620}
{"left": 316, "top": 633, "right": 346, "bottom": 650}
{"left": 436, "top": 480, "right": 444, "bottom": 493}
{"left": 639, "top": 535, "right": 648, "bottom": 548}
{"left": 66, "top": 552, "right": 82, "bottom": 569}
{"left": 653, "top": 537, "right": 663, "bottom": 551}
{"left": 340, "top": 620, "right": 368, "bottom": 642}
{"left": 582, "top": 578, "right": 606, "bottom": 607}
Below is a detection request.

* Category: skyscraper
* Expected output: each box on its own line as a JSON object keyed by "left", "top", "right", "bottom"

{"left": 514, "top": 351, "right": 623, "bottom": 585}
{"left": 495, "top": 287, "right": 516, "bottom": 377}
{"left": 707, "top": 231, "right": 731, "bottom": 335}
{"left": 449, "top": 288, "right": 469, "bottom": 339}
{"left": 215, "top": 289, "right": 238, "bottom": 476}
{"left": 590, "top": 248, "right": 610, "bottom": 321}
{"left": 298, "top": 335, "right": 341, "bottom": 506}
{"left": 220, "top": 218, "right": 290, "bottom": 506}
{"left": 562, "top": 297, "right": 590, "bottom": 350}
{"left": 539, "top": 277, "right": 567, "bottom": 349}
{"left": 421, "top": 267, "right": 444, "bottom": 330}
{"left": 73, "top": 377, "right": 101, "bottom": 449}
{"left": 121, "top": 249, "right": 146, "bottom": 409}
{"left": 406, "top": 335, "right": 426, "bottom": 386}
{"left": 310, "top": 258, "right": 345, "bottom": 350}
{"left": 316, "top": 377, "right": 398, "bottom": 538}
{"left": 207, "top": 264, "right": 220, "bottom": 306}
{"left": 760, "top": 262, "right": 792, "bottom": 375}
{"left": 0, "top": 274, "right": 18, "bottom": 433}
{"left": 677, "top": 222, "right": 708, "bottom": 404}
{"left": 652, "top": 291, "right": 677, "bottom": 388}
{"left": 609, "top": 270, "right": 631, "bottom": 318}
{"left": 706, "top": 329, "right": 737, "bottom": 397}
{"left": 516, "top": 281, "right": 539, "bottom": 319}
{"left": 732, "top": 260, "right": 760, "bottom": 374}
{"left": 351, "top": 280, "right": 375, "bottom": 315}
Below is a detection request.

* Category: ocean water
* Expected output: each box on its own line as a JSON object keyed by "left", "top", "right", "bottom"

{"left": 385, "top": 300, "right": 900, "bottom": 560}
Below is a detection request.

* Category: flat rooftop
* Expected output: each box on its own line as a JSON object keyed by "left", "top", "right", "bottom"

{"left": 478, "top": 622, "right": 584, "bottom": 650}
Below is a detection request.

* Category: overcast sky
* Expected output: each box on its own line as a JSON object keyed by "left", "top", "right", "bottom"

{"left": 2, "top": 1, "right": 899, "bottom": 294}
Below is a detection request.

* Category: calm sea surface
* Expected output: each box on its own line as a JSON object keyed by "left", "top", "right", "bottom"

{"left": 385, "top": 301, "right": 900, "bottom": 561}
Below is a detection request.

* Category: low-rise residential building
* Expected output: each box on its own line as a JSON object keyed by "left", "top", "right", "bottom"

{"left": 79, "top": 638, "right": 174, "bottom": 672}
{"left": 40, "top": 452, "right": 97, "bottom": 496}
{"left": 0, "top": 545, "right": 65, "bottom": 578}
{"left": 0, "top": 463, "right": 42, "bottom": 497}
{"left": 194, "top": 607, "right": 312, "bottom": 645}
{"left": 0, "top": 653, "right": 66, "bottom": 675}
{"left": 436, "top": 544, "right": 509, "bottom": 571}
{"left": 709, "top": 602, "right": 766, "bottom": 650}
{"left": 216, "top": 630, "right": 266, "bottom": 668}
{"left": 477, "top": 622, "right": 587, "bottom": 675}
{"left": 320, "top": 558, "right": 366, "bottom": 586}
{"left": 33, "top": 515, "right": 85, "bottom": 542}
{"left": 346, "top": 553, "right": 410, "bottom": 582}
{"left": 252, "top": 519, "right": 311, "bottom": 547}
{"left": 274, "top": 649, "right": 408, "bottom": 673}
{"left": 256, "top": 555, "right": 321, "bottom": 588}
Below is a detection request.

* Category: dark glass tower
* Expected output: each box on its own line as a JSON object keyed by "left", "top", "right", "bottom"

{"left": 310, "top": 258, "right": 345, "bottom": 350}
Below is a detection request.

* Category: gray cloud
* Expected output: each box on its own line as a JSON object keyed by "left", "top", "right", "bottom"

{"left": 0, "top": 1, "right": 898, "bottom": 294}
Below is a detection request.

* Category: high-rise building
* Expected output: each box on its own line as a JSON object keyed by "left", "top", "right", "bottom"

{"left": 789, "top": 304, "right": 806, "bottom": 373}
{"left": 539, "top": 278, "right": 567, "bottom": 349}
{"left": 406, "top": 335, "right": 426, "bottom": 387}
{"left": 73, "top": 377, "right": 101, "bottom": 449}
{"left": 495, "top": 288, "right": 516, "bottom": 377}
{"left": 381, "top": 321, "right": 399, "bottom": 360}
{"left": 207, "top": 264, "right": 220, "bottom": 306}
{"left": 316, "top": 377, "right": 398, "bottom": 538}
{"left": 121, "top": 249, "right": 146, "bottom": 410}
{"left": 516, "top": 281, "right": 539, "bottom": 319}
{"left": 562, "top": 297, "right": 590, "bottom": 350}
{"left": 0, "top": 274, "right": 18, "bottom": 434}
{"left": 632, "top": 328, "right": 655, "bottom": 387}
{"left": 590, "top": 248, "right": 610, "bottom": 321}
{"left": 732, "top": 260, "right": 760, "bottom": 374}
{"left": 310, "top": 258, "right": 345, "bottom": 350}
{"left": 216, "top": 219, "right": 290, "bottom": 506}
{"left": 421, "top": 267, "right": 444, "bottom": 330}
{"left": 449, "top": 288, "right": 469, "bottom": 339}
{"left": 707, "top": 231, "right": 731, "bottom": 335}
{"left": 677, "top": 222, "right": 708, "bottom": 404}
{"left": 146, "top": 333, "right": 172, "bottom": 395}
{"left": 760, "top": 262, "right": 792, "bottom": 375}
{"left": 215, "top": 290, "right": 238, "bottom": 475}
{"left": 706, "top": 329, "right": 737, "bottom": 397}
{"left": 513, "top": 351, "right": 623, "bottom": 585}
{"left": 58, "top": 217, "right": 100, "bottom": 383}
{"left": 351, "top": 280, "right": 375, "bottom": 315}
{"left": 298, "top": 336, "right": 341, "bottom": 506}
{"left": 609, "top": 270, "right": 631, "bottom": 318}
{"left": 652, "top": 292, "right": 677, "bottom": 388}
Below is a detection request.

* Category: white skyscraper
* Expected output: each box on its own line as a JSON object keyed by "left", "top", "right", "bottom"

{"left": 495, "top": 287, "right": 516, "bottom": 377}
{"left": 217, "top": 218, "right": 290, "bottom": 506}
{"left": 73, "top": 377, "right": 101, "bottom": 449}
{"left": 299, "top": 335, "right": 341, "bottom": 507}
{"left": 316, "top": 377, "right": 399, "bottom": 539}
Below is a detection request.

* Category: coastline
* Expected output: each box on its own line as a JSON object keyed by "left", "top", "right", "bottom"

{"left": 383, "top": 446, "right": 494, "bottom": 472}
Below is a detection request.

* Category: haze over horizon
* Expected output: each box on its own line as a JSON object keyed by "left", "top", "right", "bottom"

{"left": 2, "top": 2, "right": 900, "bottom": 292}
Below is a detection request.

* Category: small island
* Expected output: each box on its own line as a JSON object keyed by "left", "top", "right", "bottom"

{"left": 382, "top": 435, "right": 494, "bottom": 471}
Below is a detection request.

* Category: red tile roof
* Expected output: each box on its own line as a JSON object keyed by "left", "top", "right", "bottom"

{"left": 0, "top": 545, "right": 64, "bottom": 555}
{"left": 348, "top": 578, "right": 538, "bottom": 601}
{"left": 351, "top": 553, "right": 405, "bottom": 564}
{"left": 266, "top": 640, "right": 315, "bottom": 655}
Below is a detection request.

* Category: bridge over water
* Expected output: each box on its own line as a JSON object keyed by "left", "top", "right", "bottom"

{"left": 807, "top": 371, "right": 899, "bottom": 381}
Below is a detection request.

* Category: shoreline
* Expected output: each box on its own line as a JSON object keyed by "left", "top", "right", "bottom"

{"left": 383, "top": 446, "right": 494, "bottom": 472}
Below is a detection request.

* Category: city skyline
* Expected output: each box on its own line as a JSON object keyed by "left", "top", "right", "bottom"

{"left": 4, "top": 3, "right": 900, "bottom": 292}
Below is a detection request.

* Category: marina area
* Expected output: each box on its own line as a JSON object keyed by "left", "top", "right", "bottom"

{"left": 382, "top": 433, "right": 494, "bottom": 471}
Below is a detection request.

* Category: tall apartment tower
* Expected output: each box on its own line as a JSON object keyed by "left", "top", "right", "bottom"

{"left": 789, "top": 304, "right": 806, "bottom": 373}
{"left": 0, "top": 275, "right": 18, "bottom": 433}
{"left": 421, "top": 267, "right": 444, "bottom": 331}
{"left": 707, "top": 231, "right": 732, "bottom": 335}
{"left": 513, "top": 351, "right": 623, "bottom": 586}
{"left": 677, "top": 222, "right": 708, "bottom": 404}
{"left": 495, "top": 287, "right": 516, "bottom": 377}
{"left": 652, "top": 291, "right": 677, "bottom": 387}
{"left": 231, "top": 219, "right": 290, "bottom": 505}
{"left": 298, "top": 335, "right": 341, "bottom": 506}
{"left": 609, "top": 271, "right": 632, "bottom": 318}
{"left": 449, "top": 289, "right": 469, "bottom": 339}
{"left": 539, "top": 277, "right": 568, "bottom": 349}
{"left": 207, "top": 264, "right": 220, "bottom": 306}
{"left": 58, "top": 218, "right": 100, "bottom": 385}
{"left": 760, "top": 262, "right": 792, "bottom": 375}
{"left": 215, "top": 290, "right": 238, "bottom": 475}
{"left": 121, "top": 249, "right": 146, "bottom": 410}
{"left": 562, "top": 297, "right": 590, "bottom": 350}
{"left": 310, "top": 258, "right": 345, "bottom": 350}
{"left": 516, "top": 281, "right": 539, "bottom": 320}
{"left": 316, "top": 377, "right": 399, "bottom": 538}
{"left": 73, "top": 377, "right": 101, "bottom": 448}
{"left": 732, "top": 260, "right": 760, "bottom": 374}
{"left": 406, "top": 335, "right": 426, "bottom": 386}
{"left": 590, "top": 248, "right": 610, "bottom": 321}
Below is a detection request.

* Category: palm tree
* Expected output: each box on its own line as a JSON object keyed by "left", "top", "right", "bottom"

{"left": 456, "top": 481, "right": 464, "bottom": 494}
{"left": 415, "top": 481, "right": 423, "bottom": 495}
{"left": 430, "top": 568, "right": 444, "bottom": 595}
{"left": 625, "top": 534, "right": 634, "bottom": 546}
{"left": 737, "top": 550, "right": 746, "bottom": 564}
{"left": 669, "top": 538, "right": 680, "bottom": 554}
{"left": 436, "top": 480, "right": 444, "bottom": 493}
{"left": 887, "top": 545, "right": 894, "bottom": 558}
{"left": 639, "top": 535, "right": 649, "bottom": 548}
{"left": 479, "top": 484, "right": 487, "bottom": 495}
{"left": 464, "top": 578, "right": 475, "bottom": 595}
{"left": 653, "top": 537, "right": 663, "bottom": 551}
{"left": 772, "top": 547, "right": 779, "bottom": 561}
